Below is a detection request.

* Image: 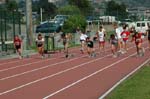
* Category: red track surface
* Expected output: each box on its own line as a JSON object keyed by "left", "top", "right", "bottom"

{"left": 0, "top": 41, "right": 149, "bottom": 99}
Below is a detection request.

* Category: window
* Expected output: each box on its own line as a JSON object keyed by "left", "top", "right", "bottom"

{"left": 142, "top": 23, "right": 145, "bottom": 27}
{"left": 137, "top": 23, "right": 141, "bottom": 27}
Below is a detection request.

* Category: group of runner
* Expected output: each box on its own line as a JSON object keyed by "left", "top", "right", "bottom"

{"left": 79, "top": 22, "right": 150, "bottom": 58}
{"left": 13, "top": 22, "right": 150, "bottom": 59}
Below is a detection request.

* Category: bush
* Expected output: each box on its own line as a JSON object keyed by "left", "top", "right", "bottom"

{"left": 62, "top": 15, "right": 87, "bottom": 33}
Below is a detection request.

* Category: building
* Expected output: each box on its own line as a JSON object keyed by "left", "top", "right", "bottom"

{"left": 127, "top": 7, "right": 150, "bottom": 20}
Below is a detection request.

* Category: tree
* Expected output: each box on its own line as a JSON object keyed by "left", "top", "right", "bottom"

{"left": 5, "top": 0, "right": 18, "bottom": 11}
{"left": 36, "top": 0, "right": 57, "bottom": 20}
{"left": 62, "top": 15, "right": 87, "bottom": 33}
{"left": 57, "top": 5, "right": 81, "bottom": 15}
{"left": 68, "top": 0, "right": 93, "bottom": 16}
{"left": 106, "top": 0, "right": 128, "bottom": 20}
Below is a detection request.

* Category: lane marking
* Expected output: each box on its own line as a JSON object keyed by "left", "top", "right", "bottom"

{"left": 0, "top": 54, "right": 112, "bottom": 96}
{"left": 43, "top": 48, "right": 149, "bottom": 99}
{"left": 0, "top": 46, "right": 141, "bottom": 96}
{"left": 0, "top": 42, "right": 143, "bottom": 80}
{"left": 0, "top": 58, "right": 31, "bottom": 66}
{"left": 0, "top": 44, "right": 85, "bottom": 66}
{"left": 99, "top": 57, "right": 150, "bottom": 99}
{"left": 0, "top": 44, "right": 101, "bottom": 72}
{"left": 0, "top": 58, "right": 57, "bottom": 72}
{"left": 0, "top": 45, "right": 112, "bottom": 80}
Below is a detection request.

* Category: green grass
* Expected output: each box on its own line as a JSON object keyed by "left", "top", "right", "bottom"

{"left": 106, "top": 66, "right": 150, "bottom": 99}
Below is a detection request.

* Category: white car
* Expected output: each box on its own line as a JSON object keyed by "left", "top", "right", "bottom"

{"left": 135, "top": 21, "right": 150, "bottom": 33}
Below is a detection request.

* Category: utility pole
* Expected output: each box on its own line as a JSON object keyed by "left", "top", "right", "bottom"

{"left": 26, "top": 0, "right": 33, "bottom": 49}
{"left": 40, "top": 8, "right": 43, "bottom": 23}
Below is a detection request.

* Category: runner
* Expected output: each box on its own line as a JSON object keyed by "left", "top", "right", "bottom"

{"left": 146, "top": 25, "right": 150, "bottom": 50}
{"left": 130, "top": 26, "right": 136, "bottom": 40}
{"left": 13, "top": 35, "right": 22, "bottom": 59}
{"left": 80, "top": 31, "right": 88, "bottom": 54}
{"left": 121, "top": 25, "right": 130, "bottom": 53}
{"left": 36, "top": 34, "right": 45, "bottom": 59}
{"left": 96, "top": 26, "right": 106, "bottom": 54}
{"left": 76, "top": 26, "right": 81, "bottom": 34}
{"left": 59, "top": 33, "right": 70, "bottom": 58}
{"left": 113, "top": 22, "right": 123, "bottom": 54}
{"left": 110, "top": 34, "right": 118, "bottom": 58}
{"left": 86, "top": 37, "right": 96, "bottom": 58}
{"left": 132, "top": 32, "right": 145, "bottom": 57}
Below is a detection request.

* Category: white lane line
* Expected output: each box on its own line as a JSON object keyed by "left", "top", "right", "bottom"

{"left": 0, "top": 57, "right": 57, "bottom": 72}
{"left": 0, "top": 54, "right": 112, "bottom": 96}
{"left": 0, "top": 45, "right": 138, "bottom": 96}
{"left": 43, "top": 48, "right": 146, "bottom": 99}
{"left": 0, "top": 44, "right": 101, "bottom": 72}
{"left": 99, "top": 57, "right": 150, "bottom": 99}
{"left": 0, "top": 46, "right": 112, "bottom": 80}
{"left": 0, "top": 41, "right": 140, "bottom": 81}
{"left": 0, "top": 45, "right": 81, "bottom": 66}
{"left": 0, "top": 58, "right": 30, "bottom": 66}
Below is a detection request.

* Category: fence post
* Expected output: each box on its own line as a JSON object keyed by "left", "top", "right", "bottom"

{"left": 18, "top": 11, "right": 21, "bottom": 35}
{"left": 0, "top": 10, "right": 4, "bottom": 51}
{"left": 12, "top": 11, "right": 16, "bottom": 38}
{"left": 4, "top": 11, "right": 7, "bottom": 52}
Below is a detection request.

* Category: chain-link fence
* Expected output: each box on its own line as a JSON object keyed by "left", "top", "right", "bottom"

{"left": 0, "top": 10, "right": 21, "bottom": 54}
{"left": 43, "top": 31, "right": 96, "bottom": 52}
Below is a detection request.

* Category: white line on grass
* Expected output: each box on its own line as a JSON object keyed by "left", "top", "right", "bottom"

{"left": 99, "top": 54, "right": 150, "bottom": 99}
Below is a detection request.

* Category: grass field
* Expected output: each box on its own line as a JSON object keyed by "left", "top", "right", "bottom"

{"left": 106, "top": 65, "right": 150, "bottom": 99}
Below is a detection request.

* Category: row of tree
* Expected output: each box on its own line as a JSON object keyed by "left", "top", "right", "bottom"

{"left": 105, "top": 0, "right": 128, "bottom": 20}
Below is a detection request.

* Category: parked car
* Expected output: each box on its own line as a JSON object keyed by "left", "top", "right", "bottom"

{"left": 53, "top": 15, "right": 69, "bottom": 26}
{"left": 135, "top": 21, "right": 150, "bottom": 33}
{"left": 54, "top": 15, "right": 69, "bottom": 21}
{"left": 36, "top": 21, "right": 61, "bottom": 33}
{"left": 119, "top": 19, "right": 135, "bottom": 28}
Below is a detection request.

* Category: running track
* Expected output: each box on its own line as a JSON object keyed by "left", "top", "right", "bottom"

{"left": 0, "top": 41, "right": 150, "bottom": 99}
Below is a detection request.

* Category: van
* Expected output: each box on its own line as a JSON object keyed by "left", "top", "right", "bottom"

{"left": 135, "top": 21, "right": 150, "bottom": 33}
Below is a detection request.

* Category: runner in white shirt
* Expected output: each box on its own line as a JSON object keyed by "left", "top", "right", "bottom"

{"left": 96, "top": 26, "right": 106, "bottom": 54}
{"left": 80, "top": 31, "right": 88, "bottom": 54}
{"left": 113, "top": 23, "right": 123, "bottom": 53}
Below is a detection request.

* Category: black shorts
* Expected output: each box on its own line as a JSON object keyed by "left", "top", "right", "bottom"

{"left": 87, "top": 44, "right": 94, "bottom": 48}
{"left": 88, "top": 45, "right": 93, "bottom": 48}
{"left": 15, "top": 45, "right": 21, "bottom": 50}
{"left": 148, "top": 37, "right": 150, "bottom": 41}
{"left": 80, "top": 40, "right": 85, "bottom": 43}
{"left": 63, "top": 41, "right": 67, "bottom": 45}
{"left": 111, "top": 41, "right": 118, "bottom": 46}
{"left": 37, "top": 44, "right": 43, "bottom": 47}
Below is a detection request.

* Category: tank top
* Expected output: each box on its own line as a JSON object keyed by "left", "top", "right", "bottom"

{"left": 98, "top": 31, "right": 105, "bottom": 41}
